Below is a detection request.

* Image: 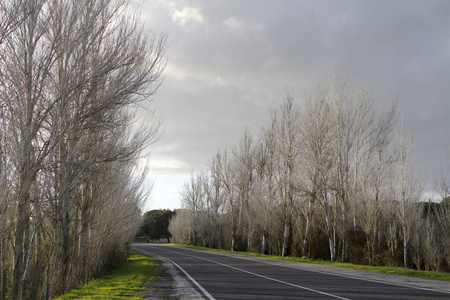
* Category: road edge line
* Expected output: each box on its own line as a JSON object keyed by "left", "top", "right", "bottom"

{"left": 133, "top": 247, "right": 215, "bottom": 300}
{"left": 180, "top": 246, "right": 450, "bottom": 295}
{"left": 179, "top": 251, "right": 350, "bottom": 300}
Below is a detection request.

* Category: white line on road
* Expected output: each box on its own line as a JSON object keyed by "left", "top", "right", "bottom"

{"left": 134, "top": 247, "right": 215, "bottom": 300}
{"left": 179, "top": 246, "right": 450, "bottom": 295}
{"left": 157, "top": 246, "right": 350, "bottom": 300}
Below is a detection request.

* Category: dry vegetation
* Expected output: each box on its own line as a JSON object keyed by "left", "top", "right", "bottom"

{"left": 170, "top": 75, "right": 450, "bottom": 273}
{"left": 0, "top": 0, "right": 166, "bottom": 299}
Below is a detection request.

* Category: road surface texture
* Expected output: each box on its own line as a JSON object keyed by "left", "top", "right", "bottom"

{"left": 132, "top": 244, "right": 450, "bottom": 300}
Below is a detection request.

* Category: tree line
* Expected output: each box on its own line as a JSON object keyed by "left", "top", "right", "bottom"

{"left": 0, "top": 0, "right": 166, "bottom": 299}
{"left": 170, "top": 74, "right": 450, "bottom": 272}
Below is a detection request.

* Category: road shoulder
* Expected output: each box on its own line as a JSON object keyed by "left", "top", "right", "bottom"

{"left": 135, "top": 248, "right": 205, "bottom": 299}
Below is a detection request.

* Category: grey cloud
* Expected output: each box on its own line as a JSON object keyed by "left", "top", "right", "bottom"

{"left": 139, "top": 0, "right": 450, "bottom": 208}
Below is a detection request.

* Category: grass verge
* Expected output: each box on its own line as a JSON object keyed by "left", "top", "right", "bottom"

{"left": 178, "top": 244, "right": 450, "bottom": 282}
{"left": 53, "top": 251, "right": 157, "bottom": 299}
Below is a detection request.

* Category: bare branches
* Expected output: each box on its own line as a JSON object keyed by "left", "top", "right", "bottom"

{"left": 171, "top": 74, "right": 447, "bottom": 272}
{"left": 1, "top": 0, "right": 167, "bottom": 298}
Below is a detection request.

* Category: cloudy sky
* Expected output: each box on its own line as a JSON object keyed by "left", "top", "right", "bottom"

{"left": 133, "top": 0, "right": 450, "bottom": 210}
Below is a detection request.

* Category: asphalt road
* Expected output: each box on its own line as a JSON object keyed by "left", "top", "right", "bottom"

{"left": 132, "top": 244, "right": 450, "bottom": 300}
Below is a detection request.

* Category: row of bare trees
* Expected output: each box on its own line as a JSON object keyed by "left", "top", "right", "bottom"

{"left": 0, "top": 0, "right": 166, "bottom": 299}
{"left": 170, "top": 74, "right": 450, "bottom": 272}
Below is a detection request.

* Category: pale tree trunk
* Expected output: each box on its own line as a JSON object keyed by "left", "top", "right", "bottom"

{"left": 231, "top": 207, "right": 236, "bottom": 251}
{"left": 341, "top": 197, "right": 348, "bottom": 262}
{"left": 303, "top": 198, "right": 314, "bottom": 257}
{"left": 261, "top": 232, "right": 268, "bottom": 254}
{"left": 324, "top": 189, "right": 336, "bottom": 262}
{"left": 276, "top": 94, "right": 300, "bottom": 258}
{"left": 396, "top": 123, "right": 421, "bottom": 269}
{"left": 282, "top": 211, "right": 290, "bottom": 257}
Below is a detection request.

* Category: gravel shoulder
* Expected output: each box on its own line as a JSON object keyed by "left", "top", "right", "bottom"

{"left": 141, "top": 255, "right": 204, "bottom": 299}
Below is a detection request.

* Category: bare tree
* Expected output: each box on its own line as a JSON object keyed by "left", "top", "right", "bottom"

{"left": 230, "top": 130, "right": 255, "bottom": 251}
{"left": 181, "top": 172, "right": 204, "bottom": 246}
{"left": 356, "top": 102, "right": 397, "bottom": 264}
{"left": 168, "top": 209, "right": 191, "bottom": 244}
{"left": 174, "top": 75, "right": 446, "bottom": 273}
{"left": 327, "top": 73, "right": 355, "bottom": 262}
{"left": 207, "top": 151, "right": 226, "bottom": 249}
{"left": 254, "top": 119, "right": 279, "bottom": 254}
{"left": 275, "top": 94, "right": 301, "bottom": 257}
{"left": 297, "top": 87, "right": 333, "bottom": 258}
{"left": 395, "top": 123, "right": 422, "bottom": 268}
{"left": 218, "top": 150, "right": 241, "bottom": 251}
{"left": 0, "top": 0, "right": 166, "bottom": 297}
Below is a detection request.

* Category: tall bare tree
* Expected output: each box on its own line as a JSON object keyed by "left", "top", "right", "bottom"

{"left": 297, "top": 87, "right": 334, "bottom": 259}
{"left": 231, "top": 130, "right": 255, "bottom": 251}
{"left": 395, "top": 123, "right": 421, "bottom": 268}
{"left": 254, "top": 118, "right": 279, "bottom": 254}
{"left": 0, "top": 0, "right": 166, "bottom": 297}
{"left": 275, "top": 94, "right": 301, "bottom": 257}
{"left": 181, "top": 172, "right": 203, "bottom": 246}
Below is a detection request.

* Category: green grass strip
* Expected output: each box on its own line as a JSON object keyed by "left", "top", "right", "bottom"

{"left": 178, "top": 244, "right": 450, "bottom": 282}
{"left": 54, "top": 251, "right": 158, "bottom": 299}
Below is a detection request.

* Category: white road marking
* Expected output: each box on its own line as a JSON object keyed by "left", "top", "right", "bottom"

{"left": 179, "top": 246, "right": 450, "bottom": 295}
{"left": 150, "top": 246, "right": 350, "bottom": 299}
{"left": 134, "top": 247, "right": 215, "bottom": 300}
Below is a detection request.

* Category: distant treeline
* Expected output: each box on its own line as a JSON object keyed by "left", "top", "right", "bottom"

{"left": 169, "top": 75, "right": 450, "bottom": 272}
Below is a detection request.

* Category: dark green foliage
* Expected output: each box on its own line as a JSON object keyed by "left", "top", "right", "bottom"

{"left": 347, "top": 229, "right": 369, "bottom": 265}
{"left": 310, "top": 228, "right": 331, "bottom": 260}
{"left": 102, "top": 243, "right": 131, "bottom": 274}
{"left": 138, "top": 210, "right": 176, "bottom": 242}
{"left": 419, "top": 201, "right": 442, "bottom": 218}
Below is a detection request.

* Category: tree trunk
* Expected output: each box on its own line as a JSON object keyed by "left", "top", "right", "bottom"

{"left": 262, "top": 232, "right": 268, "bottom": 254}
{"left": 12, "top": 3, "right": 39, "bottom": 297}
{"left": 230, "top": 204, "right": 236, "bottom": 251}
{"left": 79, "top": 194, "right": 89, "bottom": 282}
{"left": 1, "top": 239, "right": 7, "bottom": 300}
{"left": 282, "top": 212, "right": 290, "bottom": 257}
{"left": 303, "top": 199, "right": 314, "bottom": 257}
{"left": 56, "top": 155, "right": 72, "bottom": 293}
{"left": 341, "top": 196, "right": 348, "bottom": 262}
{"left": 12, "top": 171, "right": 32, "bottom": 299}
{"left": 403, "top": 206, "right": 408, "bottom": 268}
{"left": 1, "top": 268, "right": 5, "bottom": 300}
{"left": 325, "top": 195, "right": 336, "bottom": 262}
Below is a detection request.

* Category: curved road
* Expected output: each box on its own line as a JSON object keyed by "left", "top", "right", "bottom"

{"left": 133, "top": 244, "right": 450, "bottom": 299}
